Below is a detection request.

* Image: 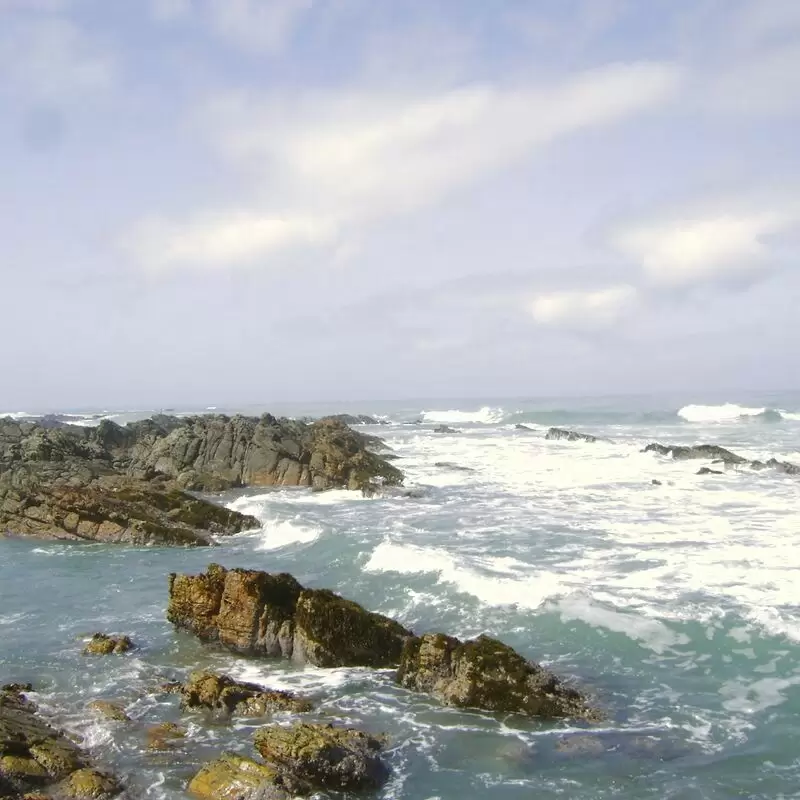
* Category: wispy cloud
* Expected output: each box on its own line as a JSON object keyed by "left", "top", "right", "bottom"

{"left": 527, "top": 285, "right": 638, "bottom": 328}
{"left": 126, "top": 60, "right": 681, "bottom": 273}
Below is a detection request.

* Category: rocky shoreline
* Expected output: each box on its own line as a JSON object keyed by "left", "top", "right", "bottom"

{"left": 0, "top": 414, "right": 401, "bottom": 546}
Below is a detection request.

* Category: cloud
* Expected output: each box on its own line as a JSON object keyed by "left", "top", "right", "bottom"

{"left": 527, "top": 285, "right": 637, "bottom": 328}
{"left": 150, "top": 0, "right": 192, "bottom": 22}
{"left": 0, "top": 15, "right": 114, "bottom": 100}
{"left": 609, "top": 193, "right": 800, "bottom": 288}
{"left": 127, "top": 60, "right": 681, "bottom": 272}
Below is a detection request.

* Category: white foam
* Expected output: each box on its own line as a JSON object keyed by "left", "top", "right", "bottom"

{"left": 255, "top": 517, "right": 321, "bottom": 550}
{"left": 0, "top": 411, "right": 35, "bottom": 420}
{"left": 364, "top": 541, "right": 567, "bottom": 609}
{"left": 421, "top": 406, "right": 505, "bottom": 424}
{"left": 677, "top": 403, "right": 767, "bottom": 422}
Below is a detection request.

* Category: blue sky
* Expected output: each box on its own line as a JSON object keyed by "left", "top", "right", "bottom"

{"left": 1, "top": 0, "right": 799, "bottom": 408}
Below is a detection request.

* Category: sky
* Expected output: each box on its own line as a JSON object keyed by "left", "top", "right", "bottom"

{"left": 1, "top": 0, "right": 799, "bottom": 409}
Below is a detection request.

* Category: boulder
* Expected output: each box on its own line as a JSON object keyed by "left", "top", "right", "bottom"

{"left": 697, "top": 467, "right": 724, "bottom": 475}
{"left": 82, "top": 634, "right": 133, "bottom": 656}
{"left": 397, "top": 633, "right": 600, "bottom": 721}
{"left": 253, "top": 723, "right": 389, "bottom": 792}
{"left": 643, "top": 443, "right": 746, "bottom": 464}
{"left": 179, "top": 672, "right": 312, "bottom": 717}
{"left": 545, "top": 428, "right": 597, "bottom": 443}
{"left": 145, "top": 722, "right": 185, "bottom": 752}
{"left": 0, "top": 685, "right": 120, "bottom": 799}
{"left": 167, "top": 565, "right": 414, "bottom": 667}
{"left": 433, "top": 425, "right": 458, "bottom": 434}
{"left": 187, "top": 753, "right": 289, "bottom": 800}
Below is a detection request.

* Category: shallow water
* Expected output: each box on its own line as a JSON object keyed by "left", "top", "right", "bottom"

{"left": 2, "top": 392, "right": 799, "bottom": 798}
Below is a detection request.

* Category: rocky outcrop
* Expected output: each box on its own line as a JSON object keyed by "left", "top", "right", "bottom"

{"left": 545, "top": 428, "right": 597, "bottom": 443}
{"left": 0, "top": 685, "right": 120, "bottom": 799}
{"left": 397, "top": 633, "right": 600, "bottom": 721}
{"left": 697, "top": 467, "right": 724, "bottom": 475}
{"left": 188, "top": 753, "right": 287, "bottom": 800}
{"left": 325, "top": 414, "right": 386, "bottom": 426}
{"left": 253, "top": 723, "right": 389, "bottom": 792}
{"left": 82, "top": 634, "right": 133, "bottom": 656}
{"left": 167, "top": 564, "right": 414, "bottom": 667}
{"left": 433, "top": 425, "right": 458, "bottom": 434}
{"left": 645, "top": 442, "right": 799, "bottom": 475}
{"left": 0, "top": 413, "right": 400, "bottom": 545}
{"left": 179, "top": 671, "right": 312, "bottom": 717}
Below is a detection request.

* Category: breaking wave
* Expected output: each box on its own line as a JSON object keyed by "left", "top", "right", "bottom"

{"left": 420, "top": 406, "right": 505, "bottom": 424}
{"left": 678, "top": 404, "right": 799, "bottom": 423}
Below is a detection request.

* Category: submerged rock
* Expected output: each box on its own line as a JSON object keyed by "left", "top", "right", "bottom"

{"left": 253, "top": 723, "right": 389, "bottom": 792}
{"left": 514, "top": 424, "right": 534, "bottom": 431}
{"left": 545, "top": 428, "right": 597, "bottom": 443}
{"left": 434, "top": 462, "right": 475, "bottom": 472}
{"left": 397, "top": 633, "right": 600, "bottom": 721}
{"left": 167, "top": 564, "right": 414, "bottom": 667}
{"left": 145, "top": 722, "right": 186, "bottom": 752}
{"left": 433, "top": 425, "right": 458, "bottom": 434}
{"left": 697, "top": 467, "right": 724, "bottom": 475}
{"left": 179, "top": 671, "right": 312, "bottom": 717}
{"left": 0, "top": 685, "right": 120, "bottom": 799}
{"left": 87, "top": 701, "right": 130, "bottom": 723}
{"left": 82, "top": 634, "right": 133, "bottom": 656}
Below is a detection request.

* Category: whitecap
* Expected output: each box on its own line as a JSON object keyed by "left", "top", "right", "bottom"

{"left": 421, "top": 406, "right": 504, "bottom": 425}
{"left": 678, "top": 403, "right": 769, "bottom": 423}
{"left": 255, "top": 517, "right": 322, "bottom": 550}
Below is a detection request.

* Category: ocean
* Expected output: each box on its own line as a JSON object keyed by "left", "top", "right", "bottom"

{"left": 1, "top": 391, "right": 799, "bottom": 799}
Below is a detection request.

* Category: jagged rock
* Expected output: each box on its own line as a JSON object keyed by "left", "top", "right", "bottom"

{"left": 324, "top": 414, "right": 385, "bottom": 426}
{"left": 651, "top": 479, "right": 662, "bottom": 486}
{"left": 187, "top": 753, "right": 289, "bottom": 800}
{"left": 433, "top": 425, "right": 458, "bottom": 434}
{"left": 397, "top": 633, "right": 600, "bottom": 721}
{"left": 145, "top": 722, "right": 185, "bottom": 752}
{"left": 697, "top": 467, "right": 724, "bottom": 475}
{"left": 514, "top": 424, "right": 533, "bottom": 431}
{"left": 0, "top": 414, "right": 401, "bottom": 546}
{"left": 643, "top": 443, "right": 746, "bottom": 464}
{"left": 545, "top": 428, "right": 597, "bottom": 443}
{"left": 167, "top": 565, "right": 414, "bottom": 668}
{"left": 179, "top": 672, "right": 312, "bottom": 717}
{"left": 0, "top": 685, "right": 120, "bottom": 799}
{"left": 253, "top": 723, "right": 389, "bottom": 792}
{"left": 757, "top": 458, "right": 800, "bottom": 475}
{"left": 82, "top": 634, "right": 133, "bottom": 656}
{"left": 86, "top": 702, "right": 130, "bottom": 723}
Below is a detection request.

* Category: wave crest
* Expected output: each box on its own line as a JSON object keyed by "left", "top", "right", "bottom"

{"left": 420, "top": 406, "right": 505, "bottom": 424}
{"left": 677, "top": 403, "right": 794, "bottom": 423}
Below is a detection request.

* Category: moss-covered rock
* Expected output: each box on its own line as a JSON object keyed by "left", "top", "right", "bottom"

{"left": 145, "top": 722, "right": 186, "bottom": 752}
{"left": 82, "top": 634, "right": 133, "bottom": 656}
{"left": 397, "top": 633, "right": 601, "bottom": 721}
{"left": 187, "top": 753, "right": 289, "bottom": 800}
{"left": 180, "top": 672, "right": 312, "bottom": 718}
{"left": 253, "top": 722, "right": 389, "bottom": 791}
{"left": 86, "top": 701, "right": 130, "bottom": 723}
{"left": 293, "top": 589, "right": 414, "bottom": 668}
{"left": 167, "top": 564, "right": 414, "bottom": 667}
{"left": 0, "top": 686, "right": 120, "bottom": 799}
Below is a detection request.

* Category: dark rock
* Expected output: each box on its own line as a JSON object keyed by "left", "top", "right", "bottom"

{"left": 145, "top": 722, "right": 185, "bottom": 752}
{"left": 253, "top": 723, "right": 389, "bottom": 792}
{"left": 397, "top": 633, "right": 600, "bottom": 721}
{"left": 643, "top": 442, "right": 746, "bottom": 464}
{"left": 361, "top": 484, "right": 426, "bottom": 498}
{"left": 514, "top": 424, "right": 533, "bottom": 431}
{"left": 697, "top": 467, "right": 724, "bottom": 475}
{"left": 167, "top": 564, "right": 414, "bottom": 667}
{"left": 83, "top": 634, "right": 134, "bottom": 656}
{"left": 650, "top": 479, "right": 662, "bottom": 486}
{"left": 0, "top": 685, "right": 121, "bottom": 799}
{"left": 761, "top": 457, "right": 800, "bottom": 475}
{"left": 434, "top": 462, "right": 475, "bottom": 472}
{"left": 0, "top": 414, "right": 402, "bottom": 546}
{"left": 545, "top": 428, "right": 597, "bottom": 443}
{"left": 433, "top": 425, "right": 458, "bottom": 434}
{"left": 179, "top": 671, "right": 312, "bottom": 718}
{"left": 324, "top": 414, "right": 384, "bottom": 426}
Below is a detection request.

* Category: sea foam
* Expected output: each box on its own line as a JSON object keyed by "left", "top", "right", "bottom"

{"left": 421, "top": 406, "right": 505, "bottom": 424}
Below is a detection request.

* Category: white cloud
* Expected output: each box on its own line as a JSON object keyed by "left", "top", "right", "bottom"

{"left": 207, "top": 0, "right": 313, "bottom": 53}
{"left": 0, "top": 16, "right": 114, "bottom": 100}
{"left": 128, "top": 60, "right": 681, "bottom": 272}
{"left": 127, "top": 211, "right": 339, "bottom": 272}
{"left": 527, "top": 285, "right": 637, "bottom": 328}
{"left": 610, "top": 195, "right": 800, "bottom": 288}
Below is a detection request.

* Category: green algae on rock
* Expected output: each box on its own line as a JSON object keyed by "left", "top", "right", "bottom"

{"left": 187, "top": 752, "right": 288, "bottom": 800}
{"left": 167, "top": 564, "right": 414, "bottom": 667}
{"left": 82, "top": 634, "right": 133, "bottom": 656}
{"left": 179, "top": 671, "right": 312, "bottom": 718}
{"left": 86, "top": 701, "right": 130, "bottom": 723}
{"left": 397, "top": 633, "right": 601, "bottom": 721}
{"left": 0, "top": 685, "right": 120, "bottom": 799}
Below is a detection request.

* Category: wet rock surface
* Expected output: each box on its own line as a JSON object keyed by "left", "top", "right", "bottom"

{"left": 645, "top": 442, "right": 800, "bottom": 475}
{"left": 0, "top": 685, "right": 120, "bottom": 799}
{"left": 397, "top": 633, "right": 601, "bottom": 720}
{"left": 82, "top": 635, "right": 133, "bottom": 656}
{"left": 545, "top": 428, "right": 598, "bottom": 442}
{"left": 179, "top": 672, "right": 312, "bottom": 718}
{"left": 168, "top": 564, "right": 414, "bottom": 667}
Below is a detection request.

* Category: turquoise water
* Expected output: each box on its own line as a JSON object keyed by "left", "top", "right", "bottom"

{"left": 1, "top": 393, "right": 799, "bottom": 798}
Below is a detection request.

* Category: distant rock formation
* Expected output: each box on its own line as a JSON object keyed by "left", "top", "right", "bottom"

{"left": 644, "top": 442, "right": 799, "bottom": 475}
{"left": 545, "top": 428, "right": 598, "bottom": 443}
{"left": 0, "top": 414, "right": 402, "bottom": 545}
{"left": 433, "top": 425, "right": 458, "bottom": 434}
